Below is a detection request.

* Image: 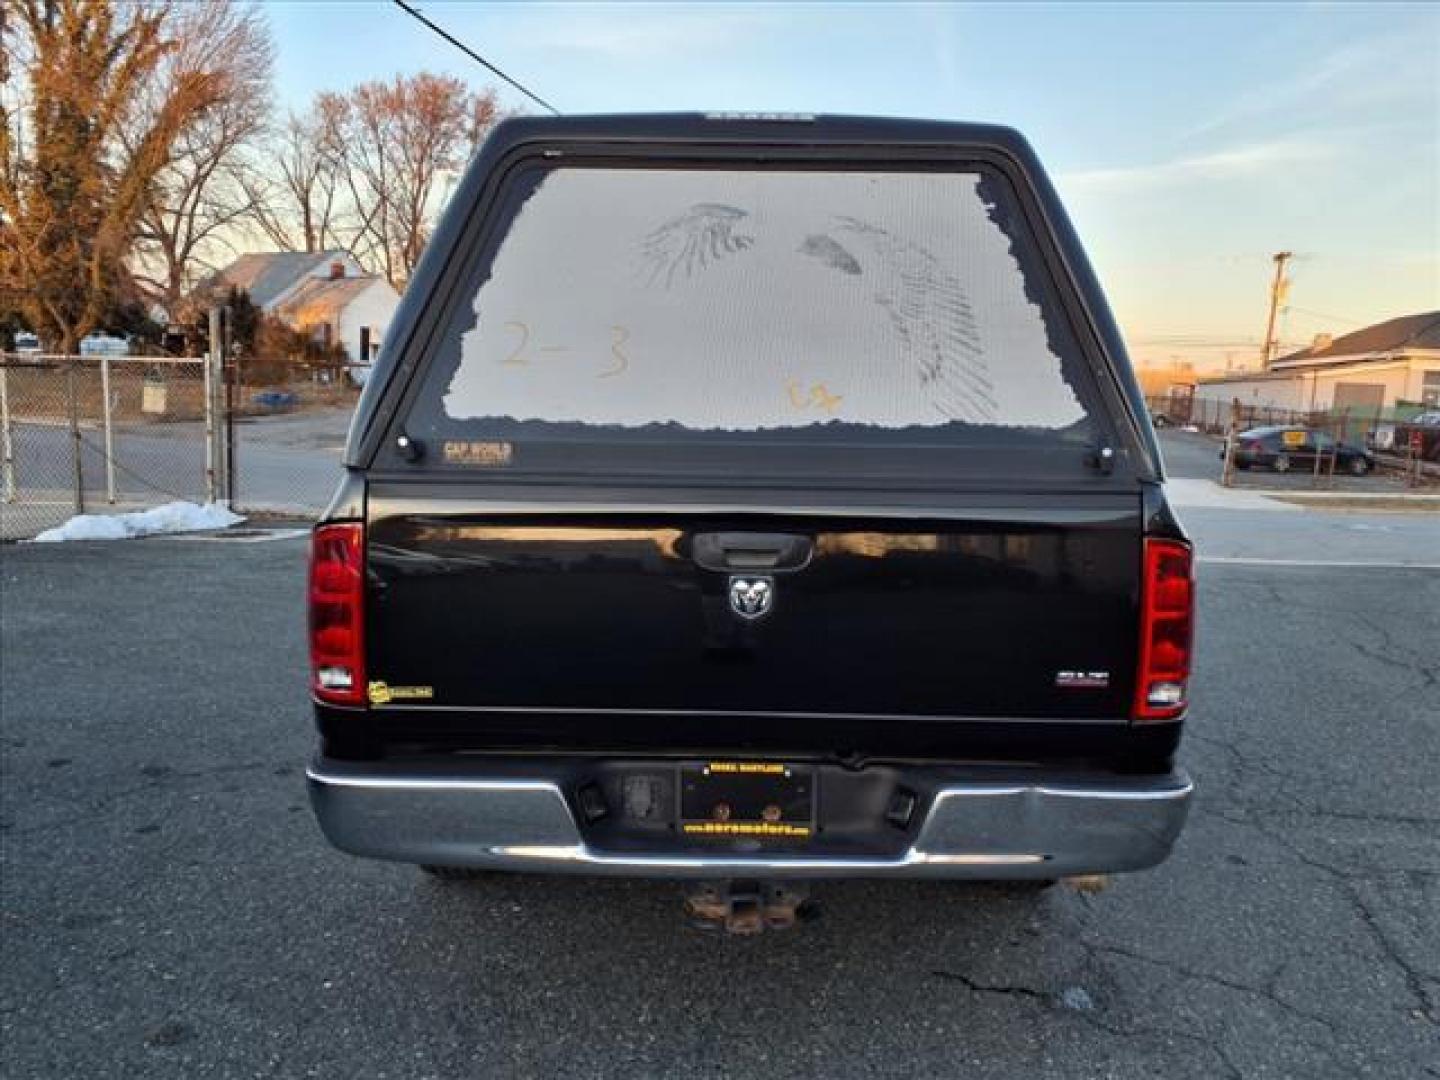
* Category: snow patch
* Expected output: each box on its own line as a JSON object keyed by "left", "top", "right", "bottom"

{"left": 30, "top": 501, "right": 244, "bottom": 543}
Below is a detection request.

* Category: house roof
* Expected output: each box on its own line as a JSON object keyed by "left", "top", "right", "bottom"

{"left": 276, "top": 275, "right": 387, "bottom": 323}
{"left": 205, "top": 251, "right": 351, "bottom": 309}
{"left": 1197, "top": 368, "right": 1308, "bottom": 386}
{"left": 1274, "top": 310, "right": 1440, "bottom": 366}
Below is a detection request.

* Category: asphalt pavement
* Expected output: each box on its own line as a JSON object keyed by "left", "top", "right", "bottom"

{"left": 2, "top": 510, "right": 1438, "bottom": 1078}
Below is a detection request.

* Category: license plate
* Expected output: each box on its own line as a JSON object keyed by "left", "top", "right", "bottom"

{"left": 680, "top": 762, "right": 814, "bottom": 841}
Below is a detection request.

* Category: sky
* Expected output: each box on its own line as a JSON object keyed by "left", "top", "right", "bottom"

{"left": 265, "top": 1, "right": 1440, "bottom": 371}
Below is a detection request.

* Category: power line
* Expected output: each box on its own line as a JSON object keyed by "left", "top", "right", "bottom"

{"left": 1282, "top": 305, "right": 1365, "bottom": 327}
{"left": 1129, "top": 337, "right": 1266, "bottom": 345}
{"left": 391, "top": 0, "right": 561, "bottom": 116}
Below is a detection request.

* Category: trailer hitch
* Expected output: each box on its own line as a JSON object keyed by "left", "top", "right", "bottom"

{"left": 683, "top": 880, "right": 817, "bottom": 935}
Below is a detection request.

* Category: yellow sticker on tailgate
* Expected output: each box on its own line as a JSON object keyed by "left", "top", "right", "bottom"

{"left": 367, "top": 682, "right": 434, "bottom": 705}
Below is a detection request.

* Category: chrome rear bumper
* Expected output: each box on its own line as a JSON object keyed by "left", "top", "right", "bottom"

{"left": 307, "top": 760, "right": 1192, "bottom": 879}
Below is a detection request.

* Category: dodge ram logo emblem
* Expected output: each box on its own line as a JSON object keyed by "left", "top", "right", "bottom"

{"left": 728, "top": 576, "right": 774, "bottom": 620}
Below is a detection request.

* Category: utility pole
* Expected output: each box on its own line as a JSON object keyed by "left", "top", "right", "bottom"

{"left": 1260, "top": 251, "right": 1293, "bottom": 370}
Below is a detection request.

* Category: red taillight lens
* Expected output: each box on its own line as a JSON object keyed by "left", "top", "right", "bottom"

{"left": 1133, "top": 538, "right": 1193, "bottom": 721}
{"left": 309, "top": 523, "right": 365, "bottom": 706}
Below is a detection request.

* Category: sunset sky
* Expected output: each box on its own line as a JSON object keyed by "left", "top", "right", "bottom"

{"left": 267, "top": 1, "right": 1439, "bottom": 371}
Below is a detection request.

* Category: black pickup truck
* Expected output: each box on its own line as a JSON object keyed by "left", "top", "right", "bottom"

{"left": 307, "top": 115, "right": 1194, "bottom": 912}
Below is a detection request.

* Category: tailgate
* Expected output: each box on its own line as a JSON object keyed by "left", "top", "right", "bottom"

{"left": 364, "top": 495, "right": 1140, "bottom": 722}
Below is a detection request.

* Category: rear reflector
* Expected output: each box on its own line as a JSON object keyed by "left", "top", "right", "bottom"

{"left": 309, "top": 523, "right": 365, "bottom": 706}
{"left": 1133, "top": 538, "right": 1193, "bottom": 722}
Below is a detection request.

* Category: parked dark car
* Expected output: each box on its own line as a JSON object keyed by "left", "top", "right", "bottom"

{"left": 305, "top": 115, "right": 1194, "bottom": 922}
{"left": 1391, "top": 411, "right": 1440, "bottom": 462}
{"left": 1223, "top": 425, "right": 1375, "bottom": 475}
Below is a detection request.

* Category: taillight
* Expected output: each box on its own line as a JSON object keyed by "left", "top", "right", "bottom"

{"left": 1133, "top": 538, "right": 1193, "bottom": 721}
{"left": 309, "top": 522, "right": 365, "bottom": 706}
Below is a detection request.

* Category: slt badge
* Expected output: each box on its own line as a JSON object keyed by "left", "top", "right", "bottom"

{"left": 728, "top": 575, "right": 775, "bottom": 620}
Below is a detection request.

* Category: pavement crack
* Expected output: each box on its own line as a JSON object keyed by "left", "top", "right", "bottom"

{"left": 1251, "top": 588, "right": 1440, "bottom": 696}
{"left": 1346, "top": 883, "right": 1440, "bottom": 1023}
{"left": 1075, "top": 1012, "right": 1243, "bottom": 1079}
{"left": 1269, "top": 806, "right": 1440, "bottom": 829}
{"left": 930, "top": 963, "right": 1245, "bottom": 1078}
{"left": 1225, "top": 810, "right": 1439, "bottom": 1021}
{"left": 928, "top": 969, "right": 1048, "bottom": 1003}
{"left": 1186, "top": 732, "right": 1313, "bottom": 814}
{"left": 1189, "top": 732, "right": 1439, "bottom": 831}
{"left": 1348, "top": 635, "right": 1439, "bottom": 690}
{"left": 1079, "top": 938, "right": 1336, "bottom": 1030}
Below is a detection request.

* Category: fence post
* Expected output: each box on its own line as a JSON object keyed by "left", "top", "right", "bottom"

{"left": 67, "top": 359, "right": 85, "bottom": 515}
{"left": 205, "top": 308, "right": 220, "bottom": 504}
{"left": 214, "top": 353, "right": 228, "bottom": 504}
{"left": 219, "top": 311, "right": 232, "bottom": 504}
{"left": 0, "top": 360, "right": 14, "bottom": 503}
{"left": 1331, "top": 409, "right": 1349, "bottom": 483}
{"left": 101, "top": 355, "right": 116, "bottom": 504}
{"left": 225, "top": 348, "right": 237, "bottom": 506}
{"left": 1221, "top": 398, "right": 1239, "bottom": 487}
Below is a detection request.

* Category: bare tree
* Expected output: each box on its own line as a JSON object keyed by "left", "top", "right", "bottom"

{"left": 236, "top": 93, "right": 347, "bottom": 255}
{"left": 0, "top": 0, "right": 225, "bottom": 351}
{"left": 231, "top": 73, "right": 500, "bottom": 287}
{"left": 332, "top": 74, "right": 499, "bottom": 287}
{"left": 131, "top": 0, "right": 274, "bottom": 318}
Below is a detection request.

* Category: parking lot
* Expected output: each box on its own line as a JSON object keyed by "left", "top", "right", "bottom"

{"left": 3, "top": 494, "right": 1438, "bottom": 1078}
{"left": 1161, "top": 425, "right": 1438, "bottom": 496}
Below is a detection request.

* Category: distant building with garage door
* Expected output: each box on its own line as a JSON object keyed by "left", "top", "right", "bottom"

{"left": 1194, "top": 311, "right": 1440, "bottom": 415}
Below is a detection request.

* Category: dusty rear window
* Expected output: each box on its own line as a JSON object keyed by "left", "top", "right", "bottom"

{"left": 399, "top": 163, "right": 1112, "bottom": 479}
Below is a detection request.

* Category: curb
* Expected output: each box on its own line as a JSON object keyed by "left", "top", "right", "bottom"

{"left": 1266, "top": 494, "right": 1440, "bottom": 512}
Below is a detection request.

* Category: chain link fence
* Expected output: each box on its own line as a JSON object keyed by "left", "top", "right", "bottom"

{"left": 227, "top": 365, "right": 361, "bottom": 517}
{"left": 1, "top": 354, "right": 362, "bottom": 540}
{"left": 1, "top": 356, "right": 212, "bottom": 539}
{"left": 1145, "top": 392, "right": 1438, "bottom": 491}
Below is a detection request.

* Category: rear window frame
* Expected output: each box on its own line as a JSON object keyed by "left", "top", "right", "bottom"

{"left": 366, "top": 138, "right": 1153, "bottom": 490}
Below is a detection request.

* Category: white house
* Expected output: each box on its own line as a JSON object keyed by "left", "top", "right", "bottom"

{"left": 202, "top": 250, "right": 401, "bottom": 366}
{"left": 1194, "top": 311, "right": 1440, "bottom": 416}
{"left": 274, "top": 275, "right": 401, "bottom": 367}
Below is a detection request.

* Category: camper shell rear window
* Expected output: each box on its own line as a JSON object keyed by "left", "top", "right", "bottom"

{"left": 391, "top": 160, "right": 1121, "bottom": 483}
